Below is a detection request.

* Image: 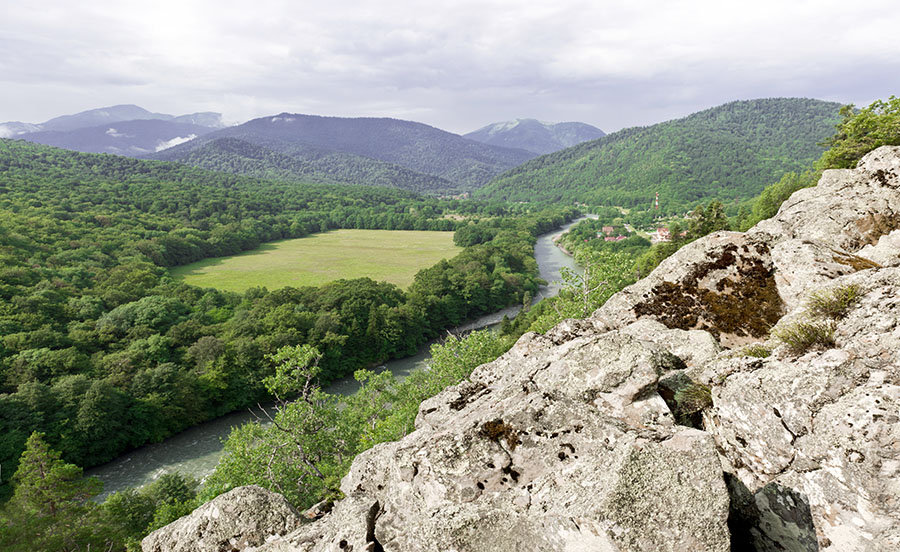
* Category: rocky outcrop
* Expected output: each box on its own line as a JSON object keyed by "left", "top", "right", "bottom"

{"left": 141, "top": 485, "right": 303, "bottom": 552}
{"left": 146, "top": 147, "right": 900, "bottom": 552}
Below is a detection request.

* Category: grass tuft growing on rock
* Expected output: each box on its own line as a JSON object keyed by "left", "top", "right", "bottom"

{"left": 772, "top": 320, "right": 836, "bottom": 355}
{"left": 740, "top": 343, "right": 772, "bottom": 358}
{"left": 807, "top": 283, "right": 861, "bottom": 320}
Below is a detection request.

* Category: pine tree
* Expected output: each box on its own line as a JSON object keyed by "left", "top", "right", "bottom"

{"left": 0, "top": 432, "right": 111, "bottom": 552}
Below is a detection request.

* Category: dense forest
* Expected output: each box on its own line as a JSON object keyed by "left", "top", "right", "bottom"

{"left": 477, "top": 98, "right": 841, "bottom": 212}
{"left": 0, "top": 138, "right": 577, "bottom": 501}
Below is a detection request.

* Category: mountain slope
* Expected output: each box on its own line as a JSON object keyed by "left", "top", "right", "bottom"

{"left": 465, "top": 118, "right": 606, "bottom": 154}
{"left": 166, "top": 137, "right": 456, "bottom": 193}
{"left": 20, "top": 119, "right": 217, "bottom": 156}
{"left": 152, "top": 113, "right": 536, "bottom": 191}
{"left": 476, "top": 98, "right": 842, "bottom": 209}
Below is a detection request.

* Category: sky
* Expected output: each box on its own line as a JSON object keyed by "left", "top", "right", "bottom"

{"left": 2, "top": 0, "right": 900, "bottom": 135}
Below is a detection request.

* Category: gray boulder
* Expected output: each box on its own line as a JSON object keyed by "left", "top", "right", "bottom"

{"left": 142, "top": 485, "right": 303, "bottom": 552}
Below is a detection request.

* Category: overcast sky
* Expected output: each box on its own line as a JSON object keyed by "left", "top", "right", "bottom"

{"left": 2, "top": 0, "right": 899, "bottom": 134}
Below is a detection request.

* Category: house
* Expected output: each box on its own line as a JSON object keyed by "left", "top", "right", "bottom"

{"left": 602, "top": 226, "right": 615, "bottom": 236}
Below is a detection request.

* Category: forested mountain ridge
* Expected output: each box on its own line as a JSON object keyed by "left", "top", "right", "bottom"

{"left": 151, "top": 113, "right": 536, "bottom": 192}
{"left": 155, "top": 136, "right": 457, "bottom": 194}
{"left": 476, "top": 98, "right": 842, "bottom": 210}
{"left": 465, "top": 118, "right": 606, "bottom": 154}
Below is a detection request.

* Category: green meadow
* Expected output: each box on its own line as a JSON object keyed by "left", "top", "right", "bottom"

{"left": 170, "top": 229, "right": 462, "bottom": 292}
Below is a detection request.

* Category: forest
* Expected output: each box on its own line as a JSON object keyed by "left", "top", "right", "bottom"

{"left": 0, "top": 138, "right": 577, "bottom": 502}
{"left": 477, "top": 98, "right": 841, "bottom": 212}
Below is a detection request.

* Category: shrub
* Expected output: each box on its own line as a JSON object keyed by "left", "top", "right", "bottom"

{"left": 772, "top": 320, "right": 836, "bottom": 355}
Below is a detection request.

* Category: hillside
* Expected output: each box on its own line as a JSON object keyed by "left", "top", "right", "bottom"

{"left": 151, "top": 113, "right": 536, "bottom": 192}
{"left": 465, "top": 118, "right": 605, "bottom": 154}
{"left": 0, "top": 104, "right": 224, "bottom": 136}
{"left": 161, "top": 137, "right": 456, "bottom": 194}
{"left": 476, "top": 98, "right": 842, "bottom": 210}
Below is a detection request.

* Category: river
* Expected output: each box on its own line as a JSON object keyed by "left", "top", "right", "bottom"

{"left": 86, "top": 216, "right": 592, "bottom": 498}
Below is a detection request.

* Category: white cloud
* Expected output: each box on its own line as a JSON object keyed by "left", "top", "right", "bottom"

{"left": 155, "top": 134, "right": 197, "bottom": 152}
{"left": 105, "top": 127, "right": 125, "bottom": 138}
{"left": 2, "top": 0, "right": 900, "bottom": 133}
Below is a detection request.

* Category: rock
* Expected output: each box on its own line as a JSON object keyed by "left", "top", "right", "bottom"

{"left": 858, "top": 229, "right": 900, "bottom": 267}
{"left": 141, "top": 485, "right": 303, "bottom": 552}
{"left": 592, "top": 231, "right": 783, "bottom": 349}
{"left": 704, "top": 268, "right": 900, "bottom": 551}
{"left": 268, "top": 329, "right": 733, "bottom": 551}
{"left": 751, "top": 147, "right": 900, "bottom": 252}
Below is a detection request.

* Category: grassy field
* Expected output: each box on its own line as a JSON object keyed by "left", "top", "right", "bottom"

{"left": 170, "top": 229, "right": 462, "bottom": 292}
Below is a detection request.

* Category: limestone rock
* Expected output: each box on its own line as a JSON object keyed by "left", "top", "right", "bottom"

{"left": 751, "top": 147, "right": 900, "bottom": 252}
{"left": 592, "top": 231, "right": 783, "bottom": 348}
{"left": 141, "top": 485, "right": 303, "bottom": 552}
{"left": 267, "top": 329, "right": 732, "bottom": 551}
{"left": 705, "top": 268, "right": 900, "bottom": 551}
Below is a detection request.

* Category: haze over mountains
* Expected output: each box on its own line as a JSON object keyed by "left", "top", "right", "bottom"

{"left": 464, "top": 118, "right": 605, "bottom": 154}
{"left": 151, "top": 114, "right": 536, "bottom": 193}
{"left": 0, "top": 105, "right": 224, "bottom": 156}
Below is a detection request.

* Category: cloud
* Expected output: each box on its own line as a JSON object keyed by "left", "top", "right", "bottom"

{"left": 105, "top": 127, "right": 126, "bottom": 138}
{"left": 155, "top": 134, "right": 197, "bottom": 152}
{"left": 2, "top": 1, "right": 900, "bottom": 133}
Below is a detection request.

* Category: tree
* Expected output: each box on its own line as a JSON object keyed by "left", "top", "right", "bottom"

{"left": 0, "top": 432, "right": 113, "bottom": 552}
{"left": 819, "top": 97, "right": 900, "bottom": 169}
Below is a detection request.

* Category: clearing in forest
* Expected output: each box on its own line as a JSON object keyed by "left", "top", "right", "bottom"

{"left": 170, "top": 229, "right": 461, "bottom": 292}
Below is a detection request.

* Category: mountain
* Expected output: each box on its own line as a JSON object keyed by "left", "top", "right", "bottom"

{"left": 0, "top": 104, "right": 225, "bottom": 154}
{"left": 476, "top": 98, "right": 842, "bottom": 209}
{"left": 20, "top": 119, "right": 217, "bottom": 156}
{"left": 465, "top": 118, "right": 606, "bottom": 154}
{"left": 161, "top": 137, "right": 455, "bottom": 194}
{"left": 151, "top": 113, "right": 536, "bottom": 192}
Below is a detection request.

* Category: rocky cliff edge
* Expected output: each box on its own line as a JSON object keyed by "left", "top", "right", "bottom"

{"left": 145, "top": 146, "right": 900, "bottom": 552}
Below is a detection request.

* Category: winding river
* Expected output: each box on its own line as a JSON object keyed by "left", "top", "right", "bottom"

{"left": 86, "top": 217, "right": 591, "bottom": 498}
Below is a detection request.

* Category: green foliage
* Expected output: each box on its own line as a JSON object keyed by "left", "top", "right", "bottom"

{"left": 740, "top": 344, "right": 772, "bottom": 358}
{"left": 203, "top": 329, "right": 514, "bottom": 510}
{"left": 807, "top": 283, "right": 861, "bottom": 320}
{"left": 0, "top": 138, "right": 578, "bottom": 490}
{"left": 478, "top": 99, "right": 841, "bottom": 210}
{"left": 819, "top": 97, "right": 900, "bottom": 169}
{"left": 0, "top": 432, "right": 118, "bottom": 552}
{"left": 772, "top": 320, "right": 836, "bottom": 355}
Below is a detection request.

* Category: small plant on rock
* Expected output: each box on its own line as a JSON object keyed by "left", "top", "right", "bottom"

{"left": 807, "top": 283, "right": 861, "bottom": 320}
{"left": 772, "top": 320, "right": 836, "bottom": 355}
{"left": 741, "top": 343, "right": 772, "bottom": 358}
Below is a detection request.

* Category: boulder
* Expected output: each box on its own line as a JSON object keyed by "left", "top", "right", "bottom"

{"left": 142, "top": 485, "right": 303, "bottom": 552}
